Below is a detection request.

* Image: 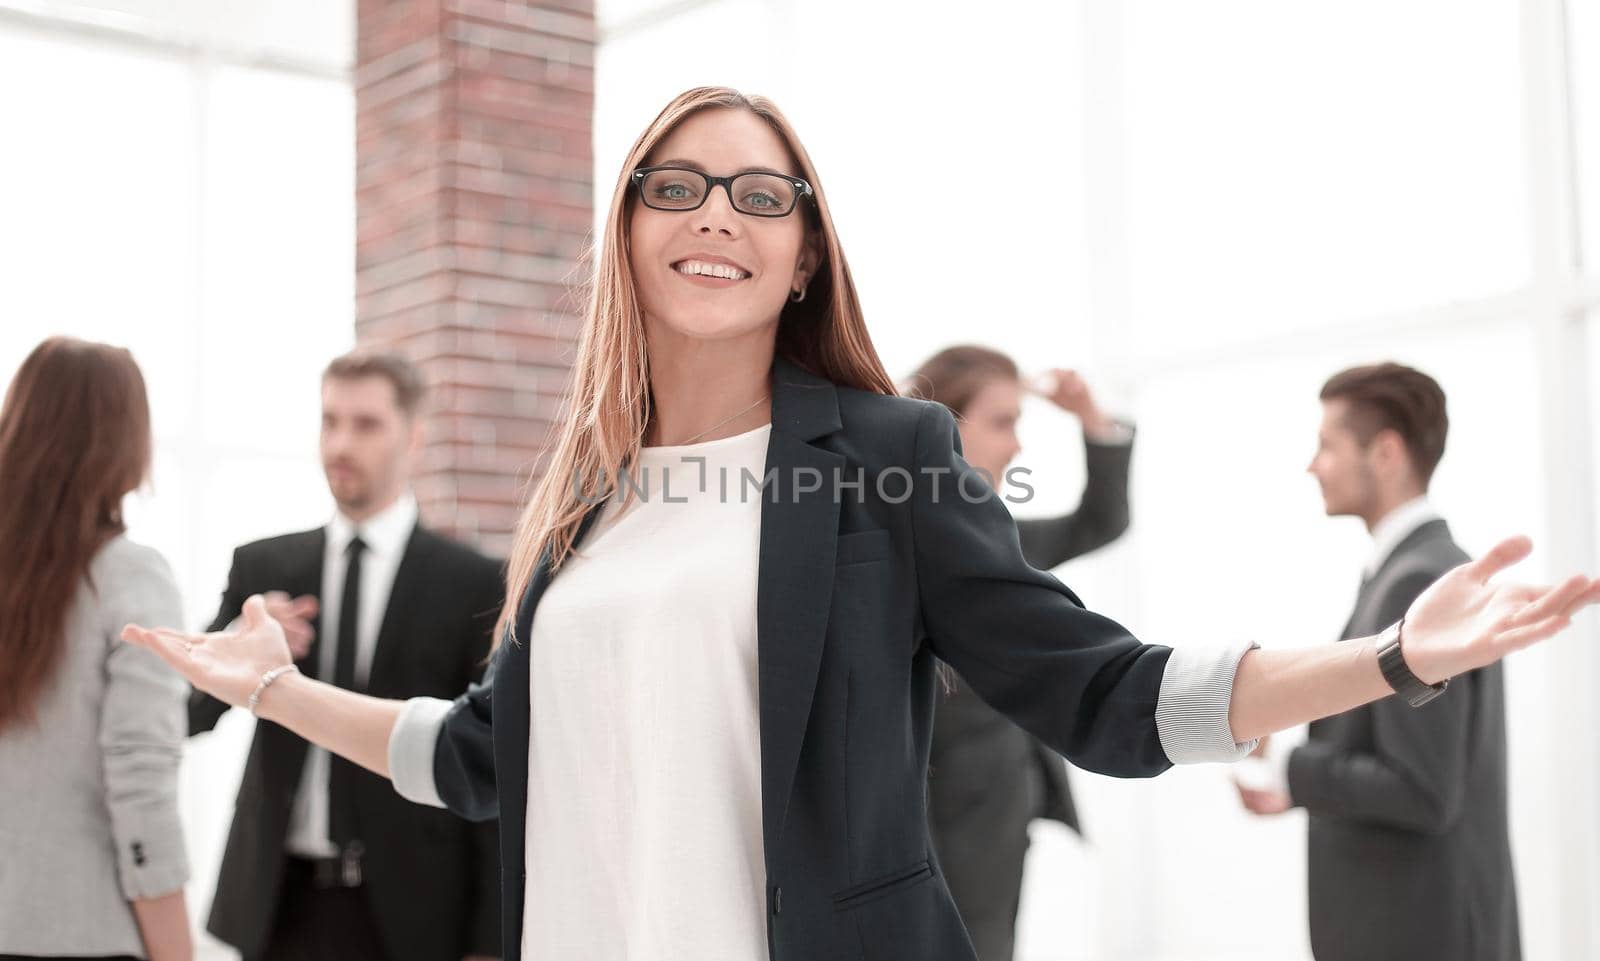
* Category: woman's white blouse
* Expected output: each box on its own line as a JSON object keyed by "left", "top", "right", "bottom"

{"left": 521, "top": 423, "right": 773, "bottom": 960}
{"left": 385, "top": 418, "right": 1263, "bottom": 954}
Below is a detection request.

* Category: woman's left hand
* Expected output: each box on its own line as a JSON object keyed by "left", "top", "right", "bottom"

{"left": 1399, "top": 536, "right": 1600, "bottom": 684}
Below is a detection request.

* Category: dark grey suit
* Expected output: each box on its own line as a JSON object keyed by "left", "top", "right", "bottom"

{"left": 928, "top": 435, "right": 1133, "bottom": 961}
{"left": 1288, "top": 518, "right": 1521, "bottom": 961}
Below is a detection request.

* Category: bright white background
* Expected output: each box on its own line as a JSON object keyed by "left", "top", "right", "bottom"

{"left": 3, "top": 1, "right": 1598, "bottom": 959}
{"left": 0, "top": 3, "right": 355, "bottom": 958}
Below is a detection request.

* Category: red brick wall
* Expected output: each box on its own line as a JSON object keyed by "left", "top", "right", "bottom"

{"left": 355, "top": 0, "right": 595, "bottom": 555}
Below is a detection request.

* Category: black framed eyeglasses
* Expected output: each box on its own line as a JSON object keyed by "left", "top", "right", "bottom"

{"left": 631, "top": 165, "right": 813, "bottom": 218}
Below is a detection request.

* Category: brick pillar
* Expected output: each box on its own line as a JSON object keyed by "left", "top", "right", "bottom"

{"left": 355, "top": 0, "right": 594, "bottom": 555}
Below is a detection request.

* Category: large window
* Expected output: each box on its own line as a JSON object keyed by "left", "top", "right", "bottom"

{"left": 1572, "top": 0, "right": 1599, "bottom": 263}
{"left": 0, "top": 6, "right": 353, "bottom": 958}
{"left": 592, "top": 2, "right": 1597, "bottom": 959}
{"left": 0, "top": 1, "right": 354, "bottom": 630}
{"left": 1123, "top": 0, "right": 1530, "bottom": 354}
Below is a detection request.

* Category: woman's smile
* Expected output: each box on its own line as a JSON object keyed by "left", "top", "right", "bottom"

{"left": 671, "top": 255, "right": 752, "bottom": 286}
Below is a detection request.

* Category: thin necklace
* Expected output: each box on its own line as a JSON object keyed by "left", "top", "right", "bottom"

{"left": 674, "top": 393, "right": 771, "bottom": 446}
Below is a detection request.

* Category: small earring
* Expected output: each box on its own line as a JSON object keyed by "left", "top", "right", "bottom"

{"left": 789, "top": 286, "right": 807, "bottom": 304}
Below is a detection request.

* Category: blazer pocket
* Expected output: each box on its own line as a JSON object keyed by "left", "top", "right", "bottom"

{"left": 835, "top": 528, "right": 892, "bottom": 567}
{"left": 831, "top": 859, "right": 933, "bottom": 911}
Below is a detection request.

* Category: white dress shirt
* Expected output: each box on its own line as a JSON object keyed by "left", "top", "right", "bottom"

{"left": 285, "top": 492, "right": 418, "bottom": 857}
{"left": 1364, "top": 496, "right": 1442, "bottom": 579}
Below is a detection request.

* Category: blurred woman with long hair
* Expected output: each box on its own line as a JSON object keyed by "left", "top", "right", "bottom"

{"left": 0, "top": 338, "right": 192, "bottom": 961}
{"left": 124, "top": 88, "right": 1595, "bottom": 961}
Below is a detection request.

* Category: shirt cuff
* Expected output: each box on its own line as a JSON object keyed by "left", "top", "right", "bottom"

{"left": 387, "top": 696, "right": 454, "bottom": 808}
{"left": 1155, "top": 640, "right": 1260, "bottom": 764}
{"left": 1270, "top": 741, "right": 1293, "bottom": 796}
{"left": 1085, "top": 418, "right": 1135, "bottom": 446}
{"left": 1231, "top": 737, "right": 1294, "bottom": 794}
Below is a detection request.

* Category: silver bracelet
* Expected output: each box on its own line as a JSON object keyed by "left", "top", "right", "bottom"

{"left": 248, "top": 664, "right": 301, "bottom": 715}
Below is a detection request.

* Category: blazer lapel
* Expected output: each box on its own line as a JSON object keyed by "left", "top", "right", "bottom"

{"left": 496, "top": 500, "right": 607, "bottom": 933}
{"left": 298, "top": 528, "right": 329, "bottom": 680}
{"left": 1340, "top": 519, "right": 1450, "bottom": 640}
{"left": 758, "top": 356, "right": 844, "bottom": 846}
{"left": 1338, "top": 571, "right": 1373, "bottom": 641}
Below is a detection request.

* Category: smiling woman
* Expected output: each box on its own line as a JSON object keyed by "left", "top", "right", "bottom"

{"left": 121, "top": 86, "right": 1600, "bottom": 961}
{"left": 618, "top": 104, "right": 837, "bottom": 427}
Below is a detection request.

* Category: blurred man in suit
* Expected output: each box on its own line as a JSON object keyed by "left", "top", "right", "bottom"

{"left": 189, "top": 351, "right": 504, "bottom": 961}
{"left": 1236, "top": 362, "right": 1520, "bottom": 961}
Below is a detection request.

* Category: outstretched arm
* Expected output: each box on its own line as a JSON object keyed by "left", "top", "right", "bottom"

{"left": 913, "top": 400, "right": 1598, "bottom": 771}
{"left": 1227, "top": 535, "right": 1598, "bottom": 743}
{"left": 125, "top": 596, "right": 404, "bottom": 778}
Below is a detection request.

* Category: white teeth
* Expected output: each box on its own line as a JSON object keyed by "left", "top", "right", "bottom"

{"left": 675, "top": 260, "right": 749, "bottom": 280}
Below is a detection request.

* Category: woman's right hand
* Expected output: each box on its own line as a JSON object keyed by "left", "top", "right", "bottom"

{"left": 1028, "top": 368, "right": 1118, "bottom": 437}
{"left": 122, "top": 594, "right": 293, "bottom": 708}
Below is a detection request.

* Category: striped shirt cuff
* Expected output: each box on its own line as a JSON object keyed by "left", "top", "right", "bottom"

{"left": 1155, "top": 640, "right": 1260, "bottom": 764}
{"left": 387, "top": 696, "right": 454, "bottom": 808}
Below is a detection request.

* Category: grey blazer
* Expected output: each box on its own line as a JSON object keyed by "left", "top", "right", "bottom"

{"left": 1289, "top": 519, "right": 1521, "bottom": 961}
{"left": 0, "top": 536, "right": 190, "bottom": 959}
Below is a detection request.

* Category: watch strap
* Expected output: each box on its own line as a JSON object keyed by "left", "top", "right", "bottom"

{"left": 1376, "top": 618, "right": 1449, "bottom": 707}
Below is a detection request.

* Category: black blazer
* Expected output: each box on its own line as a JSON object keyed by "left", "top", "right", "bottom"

{"left": 933, "top": 434, "right": 1135, "bottom": 837}
{"left": 1289, "top": 519, "right": 1520, "bottom": 961}
{"left": 428, "top": 355, "right": 1179, "bottom": 961}
{"left": 190, "top": 524, "right": 504, "bottom": 961}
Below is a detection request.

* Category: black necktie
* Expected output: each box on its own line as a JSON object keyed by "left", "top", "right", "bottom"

{"left": 332, "top": 535, "right": 366, "bottom": 693}
{"left": 328, "top": 534, "right": 366, "bottom": 852}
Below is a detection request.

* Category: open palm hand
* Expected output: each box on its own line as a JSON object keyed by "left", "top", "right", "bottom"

{"left": 1399, "top": 536, "right": 1600, "bottom": 685}
{"left": 122, "top": 594, "right": 295, "bottom": 708}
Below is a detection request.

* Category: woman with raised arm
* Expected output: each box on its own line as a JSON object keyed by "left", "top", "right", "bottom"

{"left": 906, "top": 347, "right": 1136, "bottom": 961}
{"left": 123, "top": 87, "right": 1599, "bottom": 961}
{"left": 1, "top": 338, "right": 193, "bottom": 961}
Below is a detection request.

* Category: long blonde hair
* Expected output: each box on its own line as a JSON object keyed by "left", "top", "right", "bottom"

{"left": 495, "top": 86, "right": 897, "bottom": 646}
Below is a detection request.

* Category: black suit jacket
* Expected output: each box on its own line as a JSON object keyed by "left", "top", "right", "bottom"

{"left": 931, "top": 433, "right": 1135, "bottom": 838}
{"left": 1288, "top": 519, "right": 1520, "bottom": 961}
{"left": 190, "top": 524, "right": 504, "bottom": 961}
{"left": 425, "top": 355, "right": 1179, "bottom": 961}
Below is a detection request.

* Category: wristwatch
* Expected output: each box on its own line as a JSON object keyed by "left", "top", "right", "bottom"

{"left": 1375, "top": 618, "right": 1449, "bottom": 707}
